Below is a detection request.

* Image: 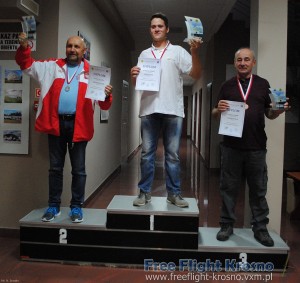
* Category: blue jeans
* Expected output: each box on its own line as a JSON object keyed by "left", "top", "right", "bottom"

{"left": 48, "top": 119, "right": 87, "bottom": 208}
{"left": 219, "top": 144, "right": 269, "bottom": 232}
{"left": 138, "top": 114, "right": 183, "bottom": 195}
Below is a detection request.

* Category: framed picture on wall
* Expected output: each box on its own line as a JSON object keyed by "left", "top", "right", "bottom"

{"left": 0, "top": 60, "right": 30, "bottom": 154}
{"left": 78, "top": 31, "right": 91, "bottom": 61}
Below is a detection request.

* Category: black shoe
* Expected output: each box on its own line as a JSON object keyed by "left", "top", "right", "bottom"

{"left": 254, "top": 229, "right": 274, "bottom": 247}
{"left": 216, "top": 223, "right": 233, "bottom": 241}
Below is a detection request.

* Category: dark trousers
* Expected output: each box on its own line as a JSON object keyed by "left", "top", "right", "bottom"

{"left": 48, "top": 119, "right": 87, "bottom": 208}
{"left": 219, "top": 144, "right": 269, "bottom": 232}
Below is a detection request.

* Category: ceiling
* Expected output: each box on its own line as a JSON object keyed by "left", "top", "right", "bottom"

{"left": 94, "top": 0, "right": 237, "bottom": 57}
{"left": 0, "top": 0, "right": 252, "bottom": 84}
{"left": 93, "top": 0, "right": 250, "bottom": 85}
{"left": 0, "top": 0, "right": 249, "bottom": 56}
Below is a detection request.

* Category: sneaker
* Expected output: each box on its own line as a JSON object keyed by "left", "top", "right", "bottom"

{"left": 133, "top": 191, "right": 151, "bottom": 206}
{"left": 167, "top": 194, "right": 189, "bottom": 208}
{"left": 42, "top": 207, "right": 61, "bottom": 222}
{"left": 216, "top": 223, "right": 233, "bottom": 241}
{"left": 69, "top": 207, "right": 83, "bottom": 223}
{"left": 254, "top": 229, "right": 274, "bottom": 247}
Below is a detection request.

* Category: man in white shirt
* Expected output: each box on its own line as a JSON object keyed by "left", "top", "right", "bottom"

{"left": 130, "top": 12, "right": 202, "bottom": 207}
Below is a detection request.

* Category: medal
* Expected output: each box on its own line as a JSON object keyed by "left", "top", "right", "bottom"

{"left": 237, "top": 75, "right": 253, "bottom": 109}
{"left": 65, "top": 64, "right": 81, "bottom": 92}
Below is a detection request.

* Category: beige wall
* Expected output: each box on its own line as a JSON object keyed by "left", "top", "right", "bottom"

{"left": 250, "top": 0, "right": 288, "bottom": 233}
{"left": 0, "top": 0, "right": 60, "bottom": 230}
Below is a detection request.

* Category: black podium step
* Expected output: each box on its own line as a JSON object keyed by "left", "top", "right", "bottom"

{"left": 19, "top": 196, "right": 290, "bottom": 271}
{"left": 197, "top": 227, "right": 289, "bottom": 272}
{"left": 20, "top": 207, "right": 197, "bottom": 250}
{"left": 106, "top": 195, "right": 199, "bottom": 232}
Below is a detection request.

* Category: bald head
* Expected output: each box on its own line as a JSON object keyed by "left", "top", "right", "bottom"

{"left": 66, "top": 36, "right": 86, "bottom": 48}
{"left": 66, "top": 36, "right": 87, "bottom": 65}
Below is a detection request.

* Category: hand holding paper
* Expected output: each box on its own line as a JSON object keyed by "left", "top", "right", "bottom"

{"left": 135, "top": 58, "right": 161, "bottom": 91}
{"left": 218, "top": 100, "right": 246, "bottom": 138}
{"left": 85, "top": 65, "right": 111, "bottom": 101}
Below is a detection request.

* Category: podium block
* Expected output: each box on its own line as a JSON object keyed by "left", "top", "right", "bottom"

{"left": 106, "top": 195, "right": 199, "bottom": 232}
{"left": 19, "top": 196, "right": 289, "bottom": 271}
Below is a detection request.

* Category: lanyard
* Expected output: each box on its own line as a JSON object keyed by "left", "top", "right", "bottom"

{"left": 66, "top": 64, "right": 81, "bottom": 84}
{"left": 237, "top": 74, "right": 253, "bottom": 102}
{"left": 151, "top": 41, "right": 170, "bottom": 59}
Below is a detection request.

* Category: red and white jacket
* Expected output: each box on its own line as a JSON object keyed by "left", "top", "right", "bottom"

{"left": 15, "top": 46, "right": 112, "bottom": 142}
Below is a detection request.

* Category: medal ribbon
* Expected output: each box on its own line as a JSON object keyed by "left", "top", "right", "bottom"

{"left": 151, "top": 41, "right": 170, "bottom": 59}
{"left": 237, "top": 74, "right": 253, "bottom": 102}
{"left": 66, "top": 64, "right": 81, "bottom": 85}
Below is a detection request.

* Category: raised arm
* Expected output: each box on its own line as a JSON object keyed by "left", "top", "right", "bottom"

{"left": 188, "top": 38, "right": 202, "bottom": 80}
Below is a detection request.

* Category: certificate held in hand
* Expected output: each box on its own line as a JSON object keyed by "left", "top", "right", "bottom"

{"left": 135, "top": 58, "right": 161, "bottom": 92}
{"left": 218, "top": 101, "right": 246, "bottom": 138}
{"left": 85, "top": 65, "right": 111, "bottom": 101}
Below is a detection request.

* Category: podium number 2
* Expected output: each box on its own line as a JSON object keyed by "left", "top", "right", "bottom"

{"left": 59, "top": 228, "right": 67, "bottom": 244}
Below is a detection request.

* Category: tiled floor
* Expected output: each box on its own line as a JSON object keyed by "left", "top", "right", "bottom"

{"left": 1, "top": 138, "right": 299, "bottom": 282}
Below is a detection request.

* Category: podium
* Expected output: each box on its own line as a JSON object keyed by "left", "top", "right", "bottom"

{"left": 20, "top": 195, "right": 289, "bottom": 271}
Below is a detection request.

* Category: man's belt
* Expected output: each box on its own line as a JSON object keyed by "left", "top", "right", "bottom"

{"left": 59, "top": 114, "right": 75, "bottom": 121}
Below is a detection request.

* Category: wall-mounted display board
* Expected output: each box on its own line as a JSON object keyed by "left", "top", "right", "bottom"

{"left": 0, "top": 60, "right": 30, "bottom": 154}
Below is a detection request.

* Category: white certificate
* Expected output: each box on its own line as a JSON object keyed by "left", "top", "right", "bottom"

{"left": 85, "top": 65, "right": 111, "bottom": 101}
{"left": 218, "top": 101, "right": 246, "bottom": 138}
{"left": 135, "top": 58, "right": 161, "bottom": 91}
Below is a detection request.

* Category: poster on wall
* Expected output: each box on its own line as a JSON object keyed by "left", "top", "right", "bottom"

{"left": 0, "top": 60, "right": 30, "bottom": 154}
{"left": 0, "top": 32, "right": 36, "bottom": 51}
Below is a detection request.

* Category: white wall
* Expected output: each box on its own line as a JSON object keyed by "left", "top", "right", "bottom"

{"left": 57, "top": 0, "right": 132, "bottom": 203}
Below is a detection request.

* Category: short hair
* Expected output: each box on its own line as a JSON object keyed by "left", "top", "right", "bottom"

{"left": 150, "top": 12, "right": 169, "bottom": 28}
{"left": 234, "top": 47, "right": 256, "bottom": 61}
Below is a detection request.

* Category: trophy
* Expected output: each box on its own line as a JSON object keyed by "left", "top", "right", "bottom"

{"left": 184, "top": 16, "right": 203, "bottom": 43}
{"left": 269, "top": 88, "right": 286, "bottom": 109}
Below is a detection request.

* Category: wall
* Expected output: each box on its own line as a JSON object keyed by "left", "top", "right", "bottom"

{"left": 0, "top": 0, "right": 60, "bottom": 230}
{"left": 57, "top": 0, "right": 132, "bottom": 201}
{"left": 250, "top": 0, "right": 287, "bottom": 234}
{"left": 0, "top": 0, "right": 133, "bottom": 229}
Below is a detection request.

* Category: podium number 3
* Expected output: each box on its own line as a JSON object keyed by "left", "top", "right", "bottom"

{"left": 59, "top": 228, "right": 67, "bottom": 244}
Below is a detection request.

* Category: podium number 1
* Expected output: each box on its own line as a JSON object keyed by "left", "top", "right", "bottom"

{"left": 59, "top": 228, "right": 67, "bottom": 244}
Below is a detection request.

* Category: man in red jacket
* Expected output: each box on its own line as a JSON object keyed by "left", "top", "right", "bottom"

{"left": 16, "top": 33, "right": 113, "bottom": 223}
